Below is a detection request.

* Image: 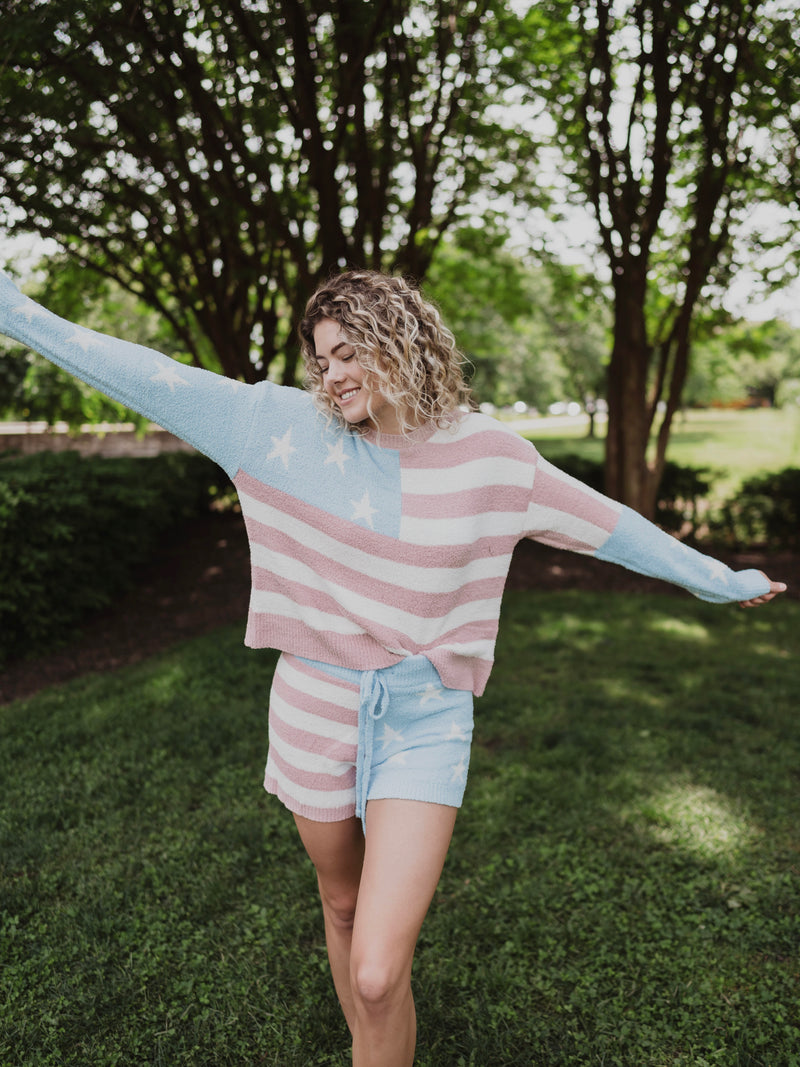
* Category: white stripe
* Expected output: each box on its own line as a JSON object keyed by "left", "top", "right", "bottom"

{"left": 434, "top": 639, "right": 495, "bottom": 662}
{"left": 400, "top": 456, "right": 533, "bottom": 494}
{"left": 268, "top": 730, "right": 353, "bottom": 777}
{"left": 399, "top": 511, "right": 523, "bottom": 546}
{"left": 239, "top": 489, "right": 510, "bottom": 589}
{"left": 524, "top": 503, "right": 612, "bottom": 549}
{"left": 250, "top": 560, "right": 504, "bottom": 645}
{"left": 279, "top": 655, "right": 360, "bottom": 710}
{"left": 266, "top": 760, "right": 354, "bottom": 811}
{"left": 250, "top": 590, "right": 367, "bottom": 636}
{"left": 271, "top": 688, "right": 359, "bottom": 745}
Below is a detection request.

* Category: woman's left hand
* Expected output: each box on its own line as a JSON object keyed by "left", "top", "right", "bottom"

{"left": 739, "top": 575, "right": 787, "bottom": 608}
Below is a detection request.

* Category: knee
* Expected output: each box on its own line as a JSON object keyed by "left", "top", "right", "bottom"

{"left": 319, "top": 884, "right": 358, "bottom": 933}
{"left": 350, "top": 953, "right": 408, "bottom": 1013}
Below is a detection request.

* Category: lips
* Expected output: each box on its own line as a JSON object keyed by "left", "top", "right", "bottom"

{"left": 338, "top": 388, "right": 360, "bottom": 402}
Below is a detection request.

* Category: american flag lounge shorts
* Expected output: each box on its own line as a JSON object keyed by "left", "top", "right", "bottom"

{"left": 264, "top": 651, "right": 474, "bottom": 829}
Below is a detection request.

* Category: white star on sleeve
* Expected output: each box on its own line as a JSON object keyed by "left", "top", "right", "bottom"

{"left": 351, "top": 489, "right": 377, "bottom": 528}
{"left": 13, "top": 299, "right": 50, "bottom": 323}
{"left": 150, "top": 361, "right": 192, "bottom": 392}
{"left": 324, "top": 439, "right": 350, "bottom": 474}
{"left": 66, "top": 328, "right": 105, "bottom": 352}
{"left": 704, "top": 557, "right": 730, "bottom": 583}
{"left": 267, "top": 427, "right": 297, "bottom": 469}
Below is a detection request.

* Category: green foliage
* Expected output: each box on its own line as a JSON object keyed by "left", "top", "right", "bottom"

{"left": 0, "top": 451, "right": 227, "bottom": 662}
{"left": 2, "top": 594, "right": 799, "bottom": 1064}
{"left": 686, "top": 317, "right": 800, "bottom": 409}
{"left": 714, "top": 468, "right": 800, "bottom": 550}
{"left": 0, "top": 0, "right": 544, "bottom": 382}
{"left": 424, "top": 233, "right": 608, "bottom": 411}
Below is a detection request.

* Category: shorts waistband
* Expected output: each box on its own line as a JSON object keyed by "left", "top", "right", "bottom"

{"left": 294, "top": 654, "right": 444, "bottom": 692}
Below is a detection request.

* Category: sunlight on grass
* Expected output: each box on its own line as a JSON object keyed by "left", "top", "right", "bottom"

{"left": 647, "top": 617, "right": 711, "bottom": 642}
{"left": 632, "top": 780, "right": 757, "bottom": 859}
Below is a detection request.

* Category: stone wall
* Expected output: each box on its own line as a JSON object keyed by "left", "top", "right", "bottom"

{"left": 0, "top": 422, "right": 195, "bottom": 458}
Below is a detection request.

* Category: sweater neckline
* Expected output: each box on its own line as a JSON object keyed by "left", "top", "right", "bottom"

{"left": 361, "top": 421, "right": 438, "bottom": 450}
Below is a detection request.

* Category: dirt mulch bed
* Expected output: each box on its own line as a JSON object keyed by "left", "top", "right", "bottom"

{"left": 2, "top": 509, "right": 796, "bottom": 706}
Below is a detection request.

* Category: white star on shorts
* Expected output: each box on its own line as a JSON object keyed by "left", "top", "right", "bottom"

{"left": 380, "top": 723, "right": 405, "bottom": 750}
{"left": 450, "top": 757, "right": 467, "bottom": 784}
{"left": 446, "top": 720, "right": 468, "bottom": 742}
{"left": 419, "top": 683, "right": 445, "bottom": 707}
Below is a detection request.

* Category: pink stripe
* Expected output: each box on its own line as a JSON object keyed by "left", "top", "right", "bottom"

{"left": 269, "top": 710, "right": 356, "bottom": 763}
{"left": 527, "top": 531, "right": 599, "bottom": 554}
{"left": 401, "top": 428, "right": 531, "bottom": 468}
{"left": 283, "top": 652, "right": 360, "bottom": 696}
{"left": 267, "top": 745, "right": 356, "bottom": 791}
{"left": 403, "top": 484, "right": 532, "bottom": 519}
{"left": 248, "top": 619, "right": 405, "bottom": 668}
{"left": 263, "top": 775, "right": 355, "bottom": 822}
{"left": 531, "top": 464, "right": 619, "bottom": 532}
{"left": 272, "top": 671, "right": 358, "bottom": 726}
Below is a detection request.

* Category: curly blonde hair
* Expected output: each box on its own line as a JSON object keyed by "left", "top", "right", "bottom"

{"left": 299, "top": 270, "right": 472, "bottom": 434}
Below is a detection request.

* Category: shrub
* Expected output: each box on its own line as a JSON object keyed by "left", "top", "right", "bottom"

{"left": 0, "top": 450, "right": 228, "bottom": 662}
{"left": 714, "top": 467, "right": 800, "bottom": 549}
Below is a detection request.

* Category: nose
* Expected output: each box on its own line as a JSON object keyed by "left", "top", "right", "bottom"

{"left": 327, "top": 357, "right": 347, "bottom": 381}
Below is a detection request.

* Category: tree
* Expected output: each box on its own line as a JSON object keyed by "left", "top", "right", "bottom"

{"left": 0, "top": 0, "right": 539, "bottom": 384}
{"left": 524, "top": 0, "right": 800, "bottom": 516}
{"left": 424, "top": 230, "right": 609, "bottom": 413}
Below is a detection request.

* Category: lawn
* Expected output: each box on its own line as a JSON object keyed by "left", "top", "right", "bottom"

{"left": 2, "top": 590, "right": 799, "bottom": 1065}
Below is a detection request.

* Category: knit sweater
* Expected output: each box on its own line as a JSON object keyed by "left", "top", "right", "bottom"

{"left": 0, "top": 273, "right": 770, "bottom": 695}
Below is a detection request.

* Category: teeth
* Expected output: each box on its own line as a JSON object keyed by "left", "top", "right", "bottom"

{"left": 340, "top": 389, "right": 359, "bottom": 401}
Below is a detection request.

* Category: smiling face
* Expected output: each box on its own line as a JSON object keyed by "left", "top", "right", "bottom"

{"left": 312, "top": 317, "right": 404, "bottom": 435}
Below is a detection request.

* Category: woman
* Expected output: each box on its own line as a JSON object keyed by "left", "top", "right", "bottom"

{"left": 0, "top": 268, "right": 785, "bottom": 1066}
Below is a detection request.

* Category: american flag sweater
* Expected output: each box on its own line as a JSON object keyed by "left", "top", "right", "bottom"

{"left": 0, "top": 273, "right": 770, "bottom": 695}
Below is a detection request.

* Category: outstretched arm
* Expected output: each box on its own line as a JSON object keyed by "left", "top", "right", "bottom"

{"left": 524, "top": 451, "right": 788, "bottom": 607}
{"left": 0, "top": 271, "right": 262, "bottom": 478}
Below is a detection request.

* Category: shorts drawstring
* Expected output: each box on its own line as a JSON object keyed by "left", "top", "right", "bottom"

{"left": 356, "top": 669, "right": 390, "bottom": 831}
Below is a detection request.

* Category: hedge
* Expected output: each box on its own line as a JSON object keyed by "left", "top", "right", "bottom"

{"left": 713, "top": 467, "right": 800, "bottom": 549}
{"left": 0, "top": 450, "right": 229, "bottom": 663}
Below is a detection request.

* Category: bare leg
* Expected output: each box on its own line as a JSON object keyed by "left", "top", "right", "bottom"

{"left": 293, "top": 813, "right": 365, "bottom": 1033}
{"left": 350, "top": 799, "right": 458, "bottom": 1067}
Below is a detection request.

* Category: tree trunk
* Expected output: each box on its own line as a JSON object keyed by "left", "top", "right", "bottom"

{"left": 603, "top": 274, "right": 660, "bottom": 518}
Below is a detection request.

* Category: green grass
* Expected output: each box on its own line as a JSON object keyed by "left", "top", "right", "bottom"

{"left": 2, "top": 593, "right": 799, "bottom": 1065}
{"left": 525, "top": 406, "right": 800, "bottom": 503}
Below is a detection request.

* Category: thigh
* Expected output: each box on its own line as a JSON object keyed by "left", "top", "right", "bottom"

{"left": 294, "top": 812, "right": 366, "bottom": 910}
{"left": 353, "top": 800, "right": 458, "bottom": 972}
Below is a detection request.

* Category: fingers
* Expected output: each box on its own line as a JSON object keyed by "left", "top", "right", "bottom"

{"left": 739, "top": 579, "right": 787, "bottom": 608}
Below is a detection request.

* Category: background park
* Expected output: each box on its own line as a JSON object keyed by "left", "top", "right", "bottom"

{"left": 1, "top": 1, "right": 799, "bottom": 1064}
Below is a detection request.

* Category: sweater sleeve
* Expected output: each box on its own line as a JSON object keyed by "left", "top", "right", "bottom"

{"left": 0, "top": 271, "right": 261, "bottom": 478}
{"left": 523, "top": 450, "right": 770, "bottom": 605}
